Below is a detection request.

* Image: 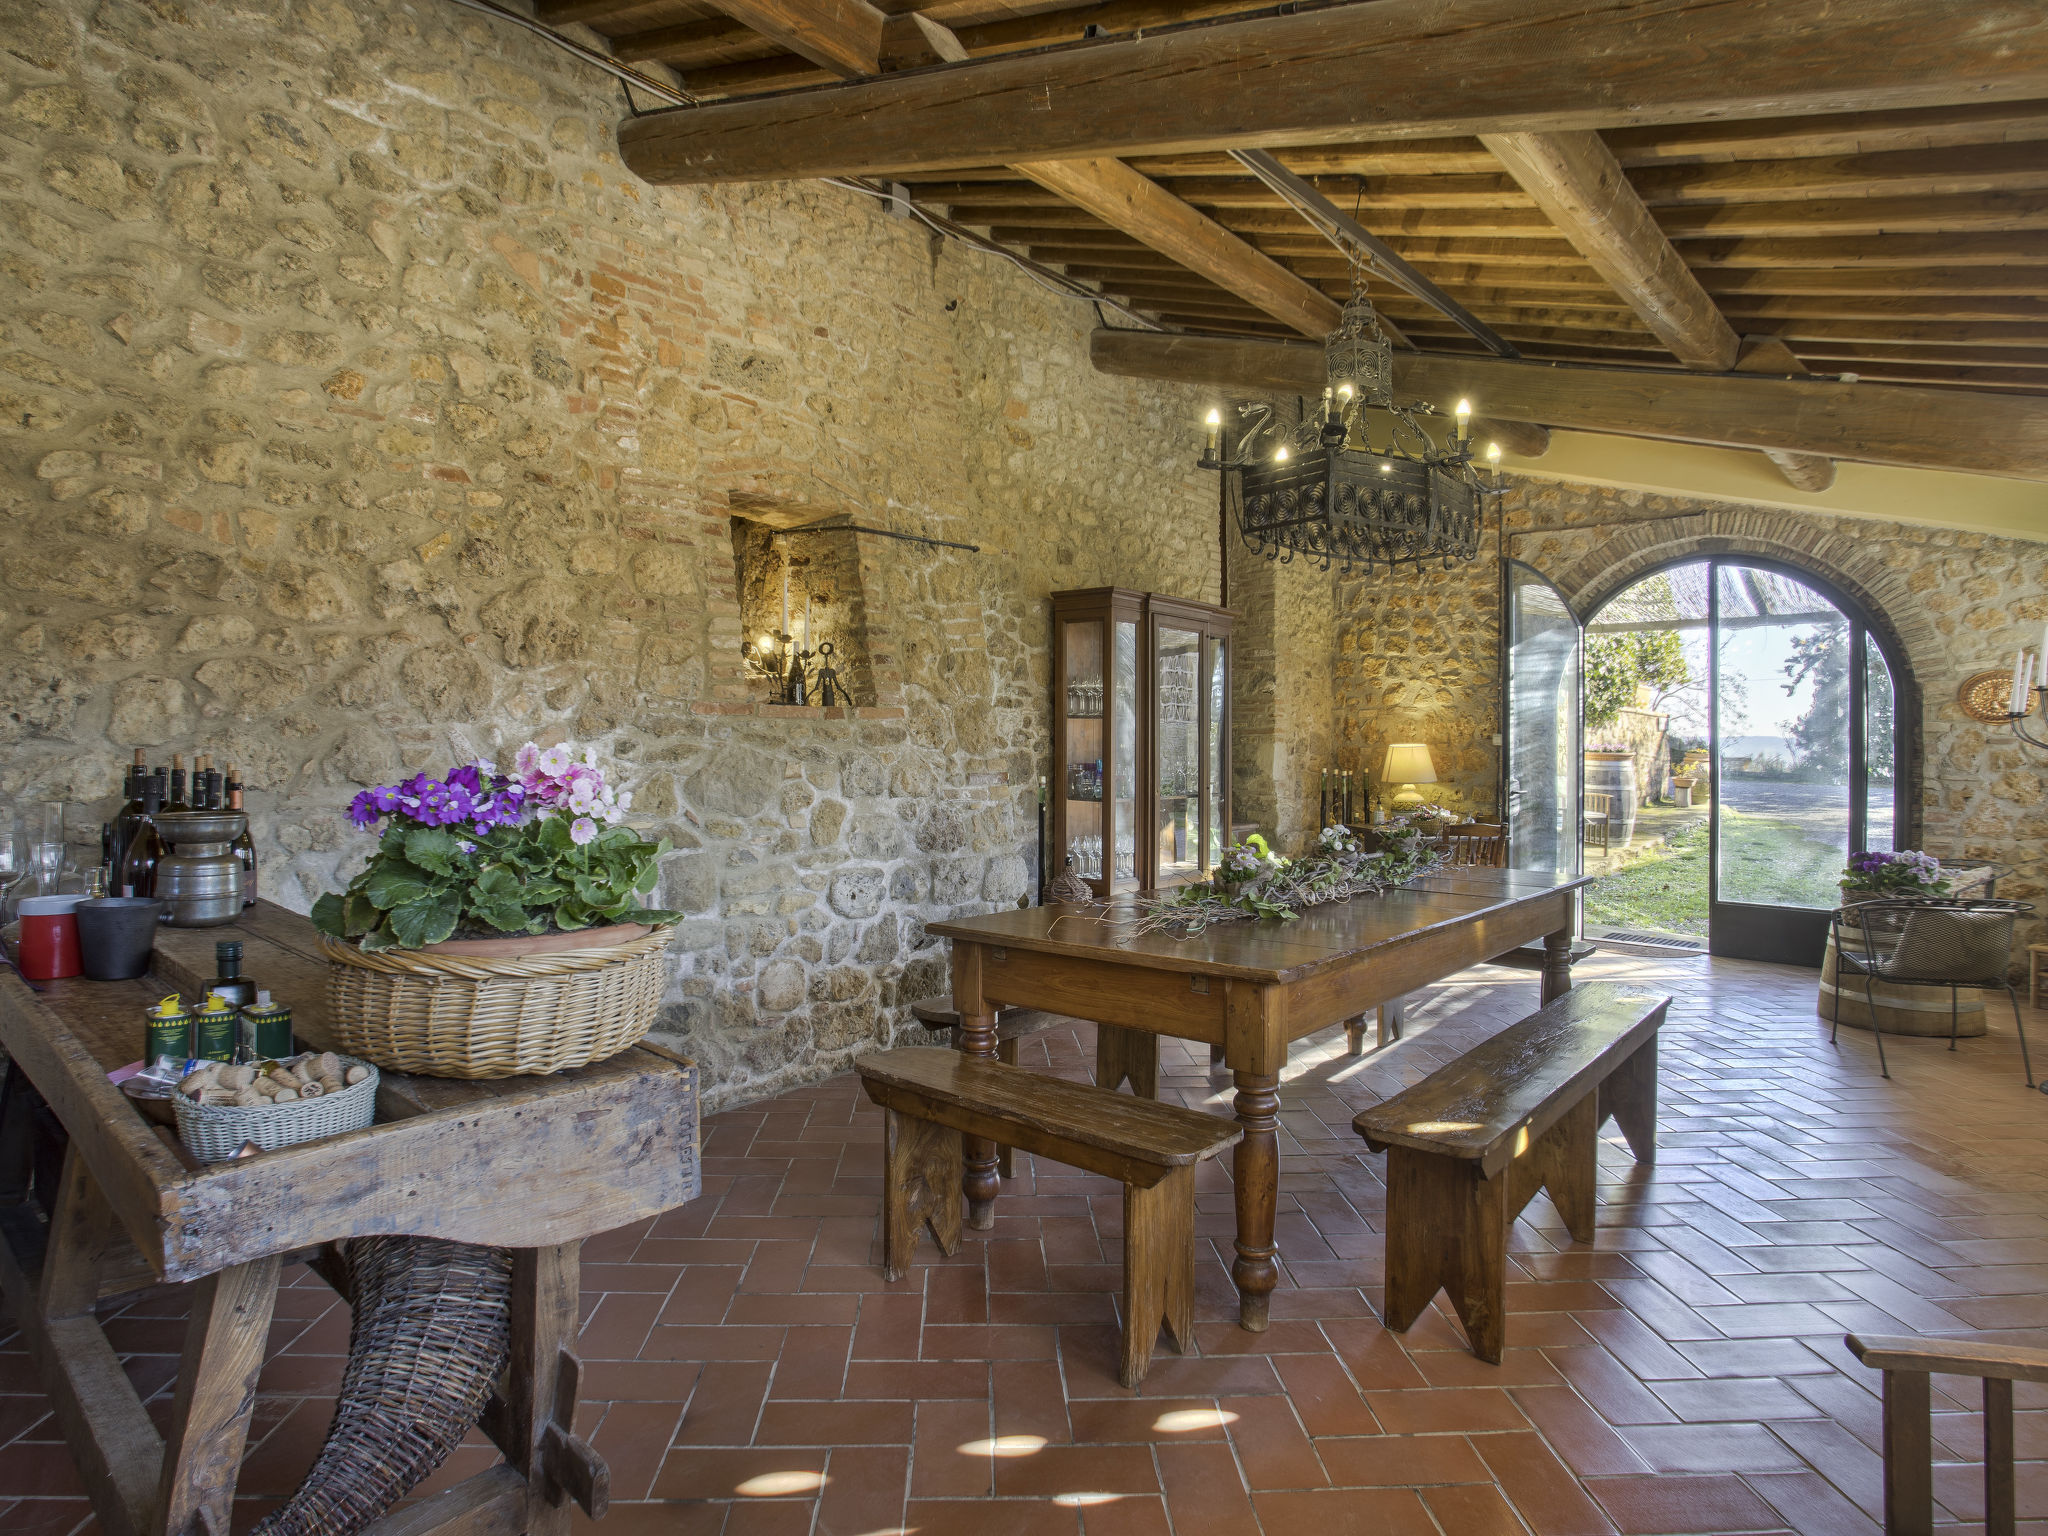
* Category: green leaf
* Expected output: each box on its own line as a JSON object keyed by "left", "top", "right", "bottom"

{"left": 341, "top": 892, "right": 379, "bottom": 938}
{"left": 365, "top": 859, "right": 439, "bottom": 911}
{"left": 404, "top": 827, "right": 462, "bottom": 877}
{"left": 553, "top": 899, "right": 594, "bottom": 931}
{"left": 310, "top": 891, "right": 346, "bottom": 937}
{"left": 468, "top": 896, "right": 534, "bottom": 933}
{"left": 359, "top": 921, "right": 398, "bottom": 952}
{"left": 387, "top": 886, "right": 462, "bottom": 948}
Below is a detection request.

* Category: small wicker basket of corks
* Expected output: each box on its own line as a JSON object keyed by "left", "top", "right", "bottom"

{"left": 172, "top": 1050, "right": 380, "bottom": 1161}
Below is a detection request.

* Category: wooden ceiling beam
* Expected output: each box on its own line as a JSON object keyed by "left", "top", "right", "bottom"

{"left": 1088, "top": 330, "right": 2048, "bottom": 477}
{"left": 1010, "top": 157, "right": 1341, "bottom": 336}
{"left": 1479, "top": 130, "right": 1837, "bottom": 488}
{"left": 615, "top": 0, "right": 2048, "bottom": 184}
{"left": 1698, "top": 264, "right": 2048, "bottom": 296}
{"left": 706, "top": 0, "right": 886, "bottom": 77}
{"left": 909, "top": 175, "right": 1538, "bottom": 210}
{"left": 1480, "top": 131, "right": 1739, "bottom": 370}
{"left": 1630, "top": 140, "right": 2048, "bottom": 205}
{"left": 1719, "top": 295, "right": 2048, "bottom": 322}
{"left": 1604, "top": 102, "right": 2048, "bottom": 168}
{"left": 1684, "top": 232, "right": 2048, "bottom": 267}
{"left": 1659, "top": 193, "right": 2048, "bottom": 239}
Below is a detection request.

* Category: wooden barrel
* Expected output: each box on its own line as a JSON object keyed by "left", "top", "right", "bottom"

{"left": 1584, "top": 754, "right": 1639, "bottom": 846}
{"left": 1818, "top": 929, "right": 1986, "bottom": 1037}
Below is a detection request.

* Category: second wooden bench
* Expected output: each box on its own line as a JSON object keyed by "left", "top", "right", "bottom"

{"left": 1351, "top": 981, "right": 1669, "bottom": 1363}
{"left": 856, "top": 1047, "right": 1239, "bottom": 1388}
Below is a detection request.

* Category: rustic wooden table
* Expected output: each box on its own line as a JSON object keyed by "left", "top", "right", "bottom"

{"left": 929, "top": 867, "right": 1591, "bottom": 1330}
{"left": 0, "top": 901, "right": 699, "bottom": 1536}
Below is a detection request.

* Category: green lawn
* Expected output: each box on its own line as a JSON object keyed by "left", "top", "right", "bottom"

{"left": 1585, "top": 808, "right": 1844, "bottom": 938}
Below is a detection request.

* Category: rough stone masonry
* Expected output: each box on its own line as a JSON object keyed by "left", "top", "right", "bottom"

{"left": 0, "top": 0, "right": 1225, "bottom": 1105}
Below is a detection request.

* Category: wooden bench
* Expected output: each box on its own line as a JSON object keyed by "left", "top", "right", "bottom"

{"left": 1351, "top": 982, "right": 1669, "bottom": 1363}
{"left": 911, "top": 994, "right": 1059, "bottom": 1178}
{"left": 914, "top": 992, "right": 1161, "bottom": 1133}
{"left": 855, "top": 1047, "right": 1239, "bottom": 1388}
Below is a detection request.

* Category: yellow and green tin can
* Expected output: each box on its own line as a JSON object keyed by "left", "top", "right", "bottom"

{"left": 194, "top": 991, "right": 239, "bottom": 1063}
{"left": 239, "top": 990, "right": 293, "bottom": 1061}
{"left": 145, "top": 995, "right": 191, "bottom": 1065}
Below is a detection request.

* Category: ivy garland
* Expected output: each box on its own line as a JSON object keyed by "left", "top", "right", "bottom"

{"left": 1116, "top": 819, "right": 1447, "bottom": 938}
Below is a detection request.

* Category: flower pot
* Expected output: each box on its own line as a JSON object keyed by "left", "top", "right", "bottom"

{"left": 319, "top": 923, "right": 674, "bottom": 1079}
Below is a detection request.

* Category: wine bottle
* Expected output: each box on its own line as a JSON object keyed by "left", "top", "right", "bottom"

{"left": 119, "top": 780, "right": 162, "bottom": 897}
{"left": 207, "top": 940, "right": 256, "bottom": 1011}
{"left": 204, "top": 762, "right": 224, "bottom": 812}
{"left": 112, "top": 751, "right": 148, "bottom": 874}
{"left": 167, "top": 754, "right": 191, "bottom": 814}
{"left": 227, "top": 765, "right": 257, "bottom": 907}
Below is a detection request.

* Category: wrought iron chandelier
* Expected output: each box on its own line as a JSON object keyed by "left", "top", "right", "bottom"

{"left": 1198, "top": 282, "right": 1504, "bottom": 575}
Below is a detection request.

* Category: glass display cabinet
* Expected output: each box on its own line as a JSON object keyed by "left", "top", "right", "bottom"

{"left": 1051, "top": 588, "right": 1233, "bottom": 898}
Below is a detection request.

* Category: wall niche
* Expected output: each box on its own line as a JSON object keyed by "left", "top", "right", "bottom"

{"left": 729, "top": 515, "right": 877, "bottom": 706}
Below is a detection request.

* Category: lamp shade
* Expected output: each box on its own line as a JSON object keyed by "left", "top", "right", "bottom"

{"left": 1382, "top": 743, "right": 1437, "bottom": 785}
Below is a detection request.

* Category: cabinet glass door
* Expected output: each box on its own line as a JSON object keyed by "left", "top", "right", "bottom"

{"left": 1061, "top": 618, "right": 1108, "bottom": 883}
{"left": 1154, "top": 626, "right": 1202, "bottom": 884}
{"left": 1205, "top": 636, "right": 1227, "bottom": 869}
{"left": 1111, "top": 619, "right": 1137, "bottom": 886}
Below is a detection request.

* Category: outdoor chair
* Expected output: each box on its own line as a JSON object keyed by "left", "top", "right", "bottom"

{"left": 1829, "top": 898, "right": 2035, "bottom": 1086}
{"left": 1583, "top": 792, "right": 1613, "bottom": 853}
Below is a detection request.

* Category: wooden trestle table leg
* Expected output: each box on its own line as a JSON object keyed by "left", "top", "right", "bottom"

{"left": 1229, "top": 1070, "right": 1282, "bottom": 1333}
{"left": 504, "top": 1243, "right": 581, "bottom": 1536}
{"left": 1540, "top": 925, "right": 1576, "bottom": 1006}
{"left": 952, "top": 942, "right": 1002, "bottom": 1230}
{"left": 157, "top": 1253, "right": 283, "bottom": 1536}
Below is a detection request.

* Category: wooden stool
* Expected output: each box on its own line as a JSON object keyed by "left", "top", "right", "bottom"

{"left": 1352, "top": 983, "right": 1668, "bottom": 1362}
{"left": 857, "top": 1047, "right": 1239, "bottom": 1388}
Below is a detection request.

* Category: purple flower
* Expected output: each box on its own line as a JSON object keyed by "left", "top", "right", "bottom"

{"left": 569, "top": 816, "right": 598, "bottom": 846}
{"left": 348, "top": 791, "right": 381, "bottom": 828}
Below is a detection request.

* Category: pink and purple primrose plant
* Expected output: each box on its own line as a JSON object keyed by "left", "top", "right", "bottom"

{"left": 316, "top": 743, "right": 676, "bottom": 951}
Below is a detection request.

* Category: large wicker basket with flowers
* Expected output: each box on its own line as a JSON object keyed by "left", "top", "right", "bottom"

{"left": 313, "top": 744, "right": 678, "bottom": 1079}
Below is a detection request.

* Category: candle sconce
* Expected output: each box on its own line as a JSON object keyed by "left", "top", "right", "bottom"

{"left": 740, "top": 630, "right": 818, "bottom": 705}
{"left": 1961, "top": 654, "right": 2048, "bottom": 757}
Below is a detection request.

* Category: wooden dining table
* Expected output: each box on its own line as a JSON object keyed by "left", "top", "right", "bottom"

{"left": 927, "top": 866, "right": 1593, "bottom": 1331}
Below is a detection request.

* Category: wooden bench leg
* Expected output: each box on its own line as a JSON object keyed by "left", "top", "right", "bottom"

{"left": 1096, "top": 1024, "right": 1159, "bottom": 1100}
{"left": 1378, "top": 998, "right": 1406, "bottom": 1048}
{"left": 995, "top": 1037, "right": 1018, "bottom": 1180}
{"left": 882, "top": 1109, "right": 962, "bottom": 1281}
{"left": 1382, "top": 1146, "right": 1509, "bottom": 1365}
{"left": 1208, "top": 1043, "right": 1224, "bottom": 1067}
{"left": 1597, "top": 1036, "right": 1658, "bottom": 1166}
{"left": 1512, "top": 1094, "right": 1599, "bottom": 1247}
{"left": 157, "top": 1253, "right": 284, "bottom": 1536}
{"left": 1119, "top": 1166, "right": 1194, "bottom": 1390}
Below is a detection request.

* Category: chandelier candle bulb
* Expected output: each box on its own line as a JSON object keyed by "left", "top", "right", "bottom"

{"left": 1205, "top": 409, "right": 1221, "bottom": 455}
{"left": 1454, "top": 398, "right": 1472, "bottom": 442}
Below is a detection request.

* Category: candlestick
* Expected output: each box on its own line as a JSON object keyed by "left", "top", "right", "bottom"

{"left": 780, "top": 564, "right": 789, "bottom": 638}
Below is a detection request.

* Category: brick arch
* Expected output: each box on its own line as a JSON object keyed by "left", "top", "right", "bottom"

{"left": 1533, "top": 507, "right": 1934, "bottom": 680}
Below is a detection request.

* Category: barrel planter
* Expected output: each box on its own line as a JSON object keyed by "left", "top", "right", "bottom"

{"left": 1584, "top": 752, "right": 1639, "bottom": 848}
{"left": 1818, "top": 927, "right": 1986, "bottom": 1037}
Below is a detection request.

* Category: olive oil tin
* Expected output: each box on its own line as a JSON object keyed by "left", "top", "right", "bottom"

{"left": 145, "top": 995, "right": 191, "bottom": 1065}
{"left": 239, "top": 991, "right": 293, "bottom": 1061}
{"left": 194, "top": 992, "right": 239, "bottom": 1063}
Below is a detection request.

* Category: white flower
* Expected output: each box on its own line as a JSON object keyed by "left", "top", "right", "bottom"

{"left": 616, "top": 790, "right": 632, "bottom": 811}
{"left": 569, "top": 816, "right": 598, "bottom": 846}
{"left": 537, "top": 745, "right": 573, "bottom": 777}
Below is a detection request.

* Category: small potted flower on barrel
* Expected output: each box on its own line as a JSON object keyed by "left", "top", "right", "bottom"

{"left": 312, "top": 743, "right": 678, "bottom": 1078}
{"left": 1840, "top": 849, "right": 1950, "bottom": 921}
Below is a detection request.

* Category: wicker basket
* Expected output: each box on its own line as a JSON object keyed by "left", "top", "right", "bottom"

{"left": 318, "top": 924, "right": 673, "bottom": 1079}
{"left": 174, "top": 1059, "right": 379, "bottom": 1162}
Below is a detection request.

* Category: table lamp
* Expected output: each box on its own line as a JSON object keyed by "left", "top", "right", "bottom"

{"left": 1382, "top": 743, "right": 1437, "bottom": 813}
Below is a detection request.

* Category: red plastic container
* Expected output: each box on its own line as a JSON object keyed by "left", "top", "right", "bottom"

{"left": 17, "top": 895, "right": 83, "bottom": 980}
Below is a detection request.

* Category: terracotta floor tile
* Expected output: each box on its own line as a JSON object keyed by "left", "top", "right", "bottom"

{"left": 589, "top": 1399, "right": 688, "bottom": 1501}
{"left": 1221, "top": 1393, "right": 1326, "bottom": 1489}
{"left": 754, "top": 1398, "right": 914, "bottom": 1445}
{"left": 1615, "top": 1422, "right": 1806, "bottom": 1475}
{"left": 1425, "top": 1480, "right": 1545, "bottom": 1536}
{"left": 1365, "top": 1386, "right": 1530, "bottom": 1436}
{"left": 1155, "top": 1440, "right": 1259, "bottom": 1536}
{"left": 910, "top": 1397, "right": 993, "bottom": 1500}
{"left": 1272, "top": 1353, "right": 1381, "bottom": 1437}
{"left": 1509, "top": 1386, "right": 1653, "bottom": 1478}
{"left": 1476, "top": 1430, "right": 1621, "bottom": 1536}
{"left": 1742, "top": 1470, "right": 1881, "bottom": 1535}
{"left": 1586, "top": 1473, "right": 1787, "bottom": 1534}
{"left": 1316, "top": 1432, "right": 1489, "bottom": 1487}
{"left": 1249, "top": 1485, "right": 1440, "bottom": 1536}
{"left": 651, "top": 1445, "right": 829, "bottom": 1502}
{"left": 991, "top": 1442, "right": 1161, "bottom": 1498}
{"left": 673, "top": 1361, "right": 771, "bottom": 1447}
{"left": 903, "top": 1498, "right": 1081, "bottom": 1535}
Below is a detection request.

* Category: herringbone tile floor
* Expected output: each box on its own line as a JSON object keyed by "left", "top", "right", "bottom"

{"left": 5, "top": 951, "right": 2047, "bottom": 1534}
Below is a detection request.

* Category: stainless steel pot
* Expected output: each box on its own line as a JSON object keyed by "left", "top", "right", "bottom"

{"left": 153, "top": 812, "right": 245, "bottom": 927}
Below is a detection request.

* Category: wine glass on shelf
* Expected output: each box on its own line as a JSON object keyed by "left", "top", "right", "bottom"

{"left": 30, "top": 804, "right": 64, "bottom": 898}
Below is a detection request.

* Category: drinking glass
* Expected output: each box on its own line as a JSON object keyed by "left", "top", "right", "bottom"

{"left": 30, "top": 840, "right": 63, "bottom": 897}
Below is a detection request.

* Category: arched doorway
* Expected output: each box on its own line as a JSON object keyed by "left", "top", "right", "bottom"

{"left": 1505, "top": 554, "right": 1911, "bottom": 966}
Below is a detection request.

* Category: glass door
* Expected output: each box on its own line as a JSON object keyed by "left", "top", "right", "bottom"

{"left": 1709, "top": 562, "right": 1890, "bottom": 965}
{"left": 1503, "top": 560, "right": 1582, "bottom": 876}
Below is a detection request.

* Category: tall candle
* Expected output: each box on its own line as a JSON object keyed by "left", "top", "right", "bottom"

{"left": 781, "top": 565, "right": 789, "bottom": 637}
{"left": 2013, "top": 650, "right": 2031, "bottom": 714}
{"left": 2039, "top": 624, "right": 2048, "bottom": 685}
{"left": 803, "top": 593, "right": 811, "bottom": 647}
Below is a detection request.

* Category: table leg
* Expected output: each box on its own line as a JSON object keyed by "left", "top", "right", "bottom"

{"left": 1541, "top": 925, "right": 1575, "bottom": 1006}
{"left": 155, "top": 1253, "right": 283, "bottom": 1536}
{"left": 505, "top": 1243, "right": 579, "bottom": 1536}
{"left": 1230, "top": 1070, "right": 1281, "bottom": 1333}
{"left": 952, "top": 944, "right": 1001, "bottom": 1231}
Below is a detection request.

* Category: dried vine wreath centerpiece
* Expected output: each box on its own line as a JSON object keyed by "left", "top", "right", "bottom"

{"left": 312, "top": 744, "right": 682, "bottom": 1079}
{"left": 1125, "top": 820, "right": 1446, "bottom": 938}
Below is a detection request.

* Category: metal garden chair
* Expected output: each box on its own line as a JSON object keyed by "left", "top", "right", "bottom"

{"left": 1828, "top": 897, "right": 2035, "bottom": 1086}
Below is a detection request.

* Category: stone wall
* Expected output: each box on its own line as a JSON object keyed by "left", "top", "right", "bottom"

{"left": 0, "top": 0, "right": 1224, "bottom": 1106}
{"left": 1332, "top": 478, "right": 2048, "bottom": 964}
